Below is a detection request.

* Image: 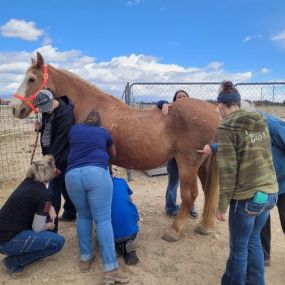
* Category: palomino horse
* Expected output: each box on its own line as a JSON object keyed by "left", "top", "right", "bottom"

{"left": 13, "top": 52, "right": 220, "bottom": 242}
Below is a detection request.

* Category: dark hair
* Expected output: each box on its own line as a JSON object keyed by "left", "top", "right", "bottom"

{"left": 83, "top": 110, "right": 102, "bottom": 126}
{"left": 217, "top": 81, "right": 241, "bottom": 107}
{"left": 172, "top": 90, "right": 189, "bottom": 102}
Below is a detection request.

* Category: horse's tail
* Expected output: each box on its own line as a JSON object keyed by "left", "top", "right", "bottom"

{"left": 197, "top": 153, "right": 219, "bottom": 235}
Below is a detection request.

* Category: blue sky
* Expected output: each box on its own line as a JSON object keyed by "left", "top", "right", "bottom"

{"left": 1, "top": 0, "right": 285, "bottom": 97}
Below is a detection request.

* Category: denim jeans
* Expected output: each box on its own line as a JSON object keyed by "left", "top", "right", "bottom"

{"left": 260, "top": 193, "right": 285, "bottom": 261}
{"left": 65, "top": 166, "right": 118, "bottom": 272}
{"left": 165, "top": 158, "right": 196, "bottom": 215}
{"left": 48, "top": 170, "right": 77, "bottom": 232}
{"left": 0, "top": 230, "right": 65, "bottom": 273}
{"left": 165, "top": 158, "right": 180, "bottom": 215}
{"left": 221, "top": 192, "right": 278, "bottom": 285}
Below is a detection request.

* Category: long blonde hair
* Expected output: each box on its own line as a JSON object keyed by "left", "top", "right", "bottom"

{"left": 26, "top": 155, "right": 56, "bottom": 183}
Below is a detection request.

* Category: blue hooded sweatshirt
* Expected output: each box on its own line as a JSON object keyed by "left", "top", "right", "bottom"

{"left": 111, "top": 177, "right": 139, "bottom": 241}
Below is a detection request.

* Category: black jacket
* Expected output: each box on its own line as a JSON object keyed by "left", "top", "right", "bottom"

{"left": 40, "top": 96, "right": 74, "bottom": 170}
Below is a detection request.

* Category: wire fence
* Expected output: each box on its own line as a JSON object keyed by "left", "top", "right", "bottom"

{"left": 0, "top": 106, "right": 42, "bottom": 184}
{"left": 123, "top": 82, "right": 285, "bottom": 105}
{"left": 1, "top": 82, "right": 285, "bottom": 183}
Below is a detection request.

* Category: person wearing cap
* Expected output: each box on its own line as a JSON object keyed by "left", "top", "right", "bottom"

{"left": 35, "top": 89, "right": 77, "bottom": 232}
{"left": 156, "top": 90, "right": 198, "bottom": 219}
{"left": 0, "top": 156, "right": 65, "bottom": 278}
{"left": 198, "top": 81, "right": 278, "bottom": 285}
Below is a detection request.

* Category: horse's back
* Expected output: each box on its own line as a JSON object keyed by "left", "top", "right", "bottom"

{"left": 167, "top": 98, "right": 220, "bottom": 149}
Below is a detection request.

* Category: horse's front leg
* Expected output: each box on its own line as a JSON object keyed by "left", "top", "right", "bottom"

{"left": 162, "top": 168, "right": 198, "bottom": 242}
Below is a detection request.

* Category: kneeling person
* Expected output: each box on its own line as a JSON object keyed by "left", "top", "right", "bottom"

{"left": 112, "top": 176, "right": 139, "bottom": 265}
{"left": 0, "top": 156, "right": 65, "bottom": 278}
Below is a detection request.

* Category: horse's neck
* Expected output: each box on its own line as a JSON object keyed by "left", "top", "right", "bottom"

{"left": 49, "top": 65, "right": 128, "bottom": 122}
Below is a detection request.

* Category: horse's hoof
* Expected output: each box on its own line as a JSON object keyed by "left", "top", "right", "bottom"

{"left": 195, "top": 224, "right": 213, "bottom": 236}
{"left": 161, "top": 229, "right": 180, "bottom": 242}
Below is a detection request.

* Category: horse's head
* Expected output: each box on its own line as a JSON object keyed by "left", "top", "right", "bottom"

{"left": 13, "top": 52, "right": 50, "bottom": 119}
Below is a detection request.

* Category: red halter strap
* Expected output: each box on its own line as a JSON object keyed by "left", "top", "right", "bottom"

{"left": 14, "top": 65, "right": 49, "bottom": 113}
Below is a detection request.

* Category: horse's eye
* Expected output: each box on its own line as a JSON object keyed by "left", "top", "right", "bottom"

{"left": 28, "top": 78, "right": 35, "bottom": 83}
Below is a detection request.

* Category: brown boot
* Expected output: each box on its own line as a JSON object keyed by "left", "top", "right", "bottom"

{"left": 103, "top": 268, "right": 130, "bottom": 284}
{"left": 79, "top": 256, "right": 95, "bottom": 273}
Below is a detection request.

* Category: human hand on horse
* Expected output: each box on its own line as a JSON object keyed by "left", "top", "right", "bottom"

{"left": 196, "top": 144, "right": 212, "bottom": 155}
{"left": 162, "top": 103, "right": 170, "bottom": 116}
{"left": 216, "top": 211, "right": 226, "bottom": 222}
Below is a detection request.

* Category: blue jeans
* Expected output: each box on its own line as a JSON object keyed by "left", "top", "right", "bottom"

{"left": 165, "top": 158, "right": 180, "bottom": 215}
{"left": 165, "top": 158, "right": 196, "bottom": 215}
{"left": 221, "top": 192, "right": 278, "bottom": 285}
{"left": 49, "top": 170, "right": 77, "bottom": 232}
{"left": 65, "top": 166, "right": 118, "bottom": 272}
{"left": 0, "top": 230, "right": 65, "bottom": 273}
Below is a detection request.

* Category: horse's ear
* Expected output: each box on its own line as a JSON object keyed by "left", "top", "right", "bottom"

{"left": 36, "top": 52, "right": 44, "bottom": 69}
{"left": 31, "top": 58, "right": 36, "bottom": 66}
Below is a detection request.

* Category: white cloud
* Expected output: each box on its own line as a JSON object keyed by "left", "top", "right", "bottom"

{"left": 207, "top": 61, "right": 223, "bottom": 70}
{"left": 260, "top": 68, "right": 270, "bottom": 74}
{"left": 0, "top": 19, "right": 44, "bottom": 41}
{"left": 0, "top": 45, "right": 253, "bottom": 98}
{"left": 127, "top": 0, "right": 143, "bottom": 6}
{"left": 243, "top": 34, "right": 261, "bottom": 43}
{"left": 271, "top": 30, "right": 285, "bottom": 41}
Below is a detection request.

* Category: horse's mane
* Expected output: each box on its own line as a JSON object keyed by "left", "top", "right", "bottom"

{"left": 59, "top": 68, "right": 123, "bottom": 104}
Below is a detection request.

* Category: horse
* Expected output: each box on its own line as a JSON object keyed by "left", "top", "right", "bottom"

{"left": 13, "top": 52, "right": 220, "bottom": 242}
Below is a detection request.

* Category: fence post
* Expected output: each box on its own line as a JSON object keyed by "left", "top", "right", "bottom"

{"left": 122, "top": 82, "right": 134, "bottom": 181}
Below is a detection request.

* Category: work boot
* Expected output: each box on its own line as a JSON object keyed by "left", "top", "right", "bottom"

{"left": 124, "top": 239, "right": 139, "bottom": 265}
{"left": 103, "top": 268, "right": 130, "bottom": 284}
{"left": 79, "top": 256, "right": 95, "bottom": 273}
{"left": 123, "top": 240, "right": 139, "bottom": 265}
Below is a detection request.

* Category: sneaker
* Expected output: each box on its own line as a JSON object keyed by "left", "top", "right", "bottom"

{"left": 103, "top": 268, "right": 130, "bottom": 284}
{"left": 264, "top": 259, "right": 271, "bottom": 266}
{"left": 79, "top": 256, "right": 95, "bottom": 273}
{"left": 0, "top": 259, "right": 27, "bottom": 279}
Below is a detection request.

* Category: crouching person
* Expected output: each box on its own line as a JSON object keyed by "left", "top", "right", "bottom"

{"left": 0, "top": 156, "right": 65, "bottom": 278}
{"left": 112, "top": 176, "right": 139, "bottom": 265}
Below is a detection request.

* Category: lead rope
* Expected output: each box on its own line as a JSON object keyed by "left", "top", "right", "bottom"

{"left": 31, "top": 114, "right": 40, "bottom": 165}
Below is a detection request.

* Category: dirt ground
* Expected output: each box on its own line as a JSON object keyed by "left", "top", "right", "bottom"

{"left": 0, "top": 168, "right": 284, "bottom": 285}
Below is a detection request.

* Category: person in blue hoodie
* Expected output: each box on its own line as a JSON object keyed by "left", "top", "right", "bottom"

{"left": 200, "top": 112, "right": 285, "bottom": 267}
{"left": 111, "top": 175, "right": 139, "bottom": 265}
{"left": 35, "top": 89, "right": 77, "bottom": 232}
{"left": 259, "top": 113, "right": 285, "bottom": 266}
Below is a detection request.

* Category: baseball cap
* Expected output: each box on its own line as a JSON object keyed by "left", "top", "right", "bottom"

{"left": 35, "top": 90, "right": 53, "bottom": 113}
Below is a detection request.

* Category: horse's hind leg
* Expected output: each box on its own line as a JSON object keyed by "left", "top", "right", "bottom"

{"left": 162, "top": 160, "right": 199, "bottom": 242}
{"left": 196, "top": 155, "right": 219, "bottom": 235}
